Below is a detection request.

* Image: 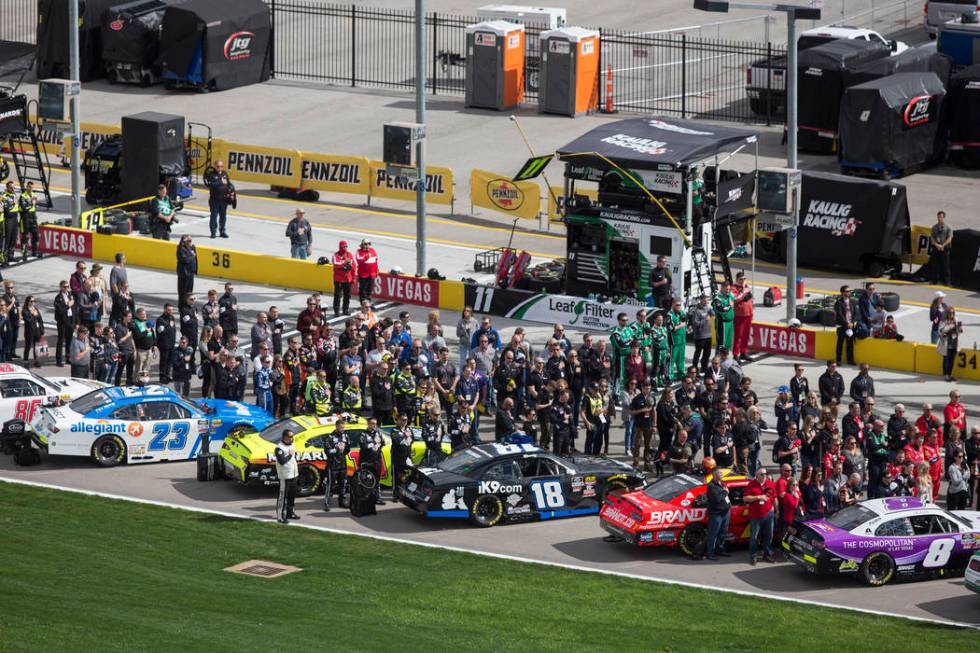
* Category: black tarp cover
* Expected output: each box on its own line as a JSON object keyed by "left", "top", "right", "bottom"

{"left": 156, "top": 0, "right": 271, "bottom": 91}
{"left": 948, "top": 65, "right": 980, "bottom": 162}
{"left": 101, "top": 0, "right": 173, "bottom": 67}
{"left": 785, "top": 171, "right": 911, "bottom": 274}
{"left": 556, "top": 118, "right": 758, "bottom": 171}
{"left": 844, "top": 44, "right": 953, "bottom": 88}
{"left": 839, "top": 72, "right": 947, "bottom": 172}
{"left": 797, "top": 40, "right": 891, "bottom": 151}
{"left": 37, "top": 0, "right": 118, "bottom": 81}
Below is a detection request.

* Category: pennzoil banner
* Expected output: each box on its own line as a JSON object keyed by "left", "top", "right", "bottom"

{"left": 30, "top": 118, "right": 120, "bottom": 162}
{"left": 470, "top": 168, "right": 541, "bottom": 220}
{"left": 300, "top": 153, "right": 370, "bottom": 196}
{"left": 216, "top": 140, "right": 302, "bottom": 186}
{"left": 369, "top": 160, "right": 453, "bottom": 205}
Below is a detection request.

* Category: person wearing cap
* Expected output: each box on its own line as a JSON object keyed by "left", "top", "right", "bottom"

{"left": 355, "top": 238, "right": 379, "bottom": 303}
{"left": 929, "top": 291, "right": 948, "bottom": 344}
{"left": 745, "top": 467, "right": 776, "bottom": 564}
{"left": 285, "top": 208, "right": 312, "bottom": 260}
{"left": 711, "top": 281, "right": 735, "bottom": 356}
{"left": 332, "top": 240, "right": 357, "bottom": 317}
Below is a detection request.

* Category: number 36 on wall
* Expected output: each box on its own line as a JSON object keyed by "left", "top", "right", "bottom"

{"left": 211, "top": 252, "right": 231, "bottom": 269}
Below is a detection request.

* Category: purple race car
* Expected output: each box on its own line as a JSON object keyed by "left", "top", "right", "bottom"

{"left": 782, "top": 497, "right": 980, "bottom": 586}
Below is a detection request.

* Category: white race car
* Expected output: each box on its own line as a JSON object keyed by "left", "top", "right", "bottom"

{"left": 0, "top": 362, "right": 105, "bottom": 424}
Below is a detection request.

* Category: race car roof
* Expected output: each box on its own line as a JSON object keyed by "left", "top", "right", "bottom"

{"left": 556, "top": 118, "right": 758, "bottom": 171}
{"left": 859, "top": 497, "right": 928, "bottom": 515}
{"left": 102, "top": 385, "right": 179, "bottom": 401}
{"left": 0, "top": 362, "right": 28, "bottom": 376}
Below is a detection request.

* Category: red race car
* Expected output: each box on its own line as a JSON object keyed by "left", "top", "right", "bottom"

{"left": 600, "top": 470, "right": 752, "bottom": 556}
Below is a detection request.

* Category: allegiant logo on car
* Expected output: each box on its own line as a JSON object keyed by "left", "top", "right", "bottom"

{"left": 747, "top": 323, "right": 815, "bottom": 358}
{"left": 646, "top": 507, "right": 707, "bottom": 526}
{"left": 373, "top": 274, "right": 438, "bottom": 308}
{"left": 70, "top": 421, "right": 126, "bottom": 435}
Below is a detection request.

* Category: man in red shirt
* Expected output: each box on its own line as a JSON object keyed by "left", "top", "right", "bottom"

{"left": 922, "top": 430, "right": 943, "bottom": 491}
{"left": 355, "top": 238, "right": 379, "bottom": 303}
{"left": 915, "top": 403, "right": 943, "bottom": 447}
{"left": 903, "top": 433, "right": 925, "bottom": 466}
{"left": 745, "top": 467, "right": 776, "bottom": 564}
{"left": 331, "top": 240, "right": 357, "bottom": 317}
{"left": 731, "top": 271, "right": 754, "bottom": 363}
{"left": 944, "top": 390, "right": 966, "bottom": 442}
{"left": 774, "top": 463, "right": 793, "bottom": 499}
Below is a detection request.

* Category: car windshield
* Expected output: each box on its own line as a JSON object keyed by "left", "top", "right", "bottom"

{"left": 437, "top": 448, "right": 487, "bottom": 476}
{"left": 643, "top": 474, "right": 701, "bottom": 502}
{"left": 826, "top": 504, "right": 877, "bottom": 530}
{"left": 29, "top": 370, "right": 61, "bottom": 393}
{"left": 66, "top": 389, "right": 113, "bottom": 415}
{"left": 259, "top": 419, "right": 302, "bottom": 443}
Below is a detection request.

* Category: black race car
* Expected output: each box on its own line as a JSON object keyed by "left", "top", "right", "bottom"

{"left": 400, "top": 442, "right": 645, "bottom": 527}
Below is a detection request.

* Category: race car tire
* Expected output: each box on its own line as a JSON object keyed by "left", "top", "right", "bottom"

{"left": 469, "top": 494, "right": 504, "bottom": 527}
{"left": 14, "top": 447, "right": 40, "bottom": 466}
{"left": 860, "top": 552, "right": 896, "bottom": 586}
{"left": 91, "top": 435, "right": 126, "bottom": 467}
{"left": 296, "top": 464, "right": 322, "bottom": 497}
{"left": 679, "top": 523, "right": 707, "bottom": 558}
{"left": 600, "top": 479, "right": 629, "bottom": 502}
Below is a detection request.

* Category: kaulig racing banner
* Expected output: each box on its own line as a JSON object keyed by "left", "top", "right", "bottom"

{"left": 464, "top": 284, "right": 649, "bottom": 331}
{"left": 790, "top": 171, "right": 910, "bottom": 274}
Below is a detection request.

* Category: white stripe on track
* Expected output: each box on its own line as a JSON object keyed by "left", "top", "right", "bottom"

{"left": 0, "top": 476, "right": 977, "bottom": 631}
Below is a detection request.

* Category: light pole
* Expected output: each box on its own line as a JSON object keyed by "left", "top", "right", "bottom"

{"left": 415, "top": 0, "right": 426, "bottom": 277}
{"left": 693, "top": 1, "right": 819, "bottom": 322}
{"left": 68, "top": 0, "right": 81, "bottom": 226}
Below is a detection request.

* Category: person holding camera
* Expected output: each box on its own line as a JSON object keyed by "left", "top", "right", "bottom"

{"left": 149, "top": 185, "right": 176, "bottom": 240}
{"left": 332, "top": 240, "right": 357, "bottom": 317}
{"left": 937, "top": 308, "right": 963, "bottom": 382}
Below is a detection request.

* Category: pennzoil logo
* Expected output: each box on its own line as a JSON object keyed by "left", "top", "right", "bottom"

{"left": 224, "top": 31, "right": 255, "bottom": 61}
{"left": 487, "top": 179, "right": 524, "bottom": 210}
{"left": 227, "top": 151, "right": 294, "bottom": 177}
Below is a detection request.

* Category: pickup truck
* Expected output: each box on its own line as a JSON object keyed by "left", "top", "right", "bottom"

{"left": 746, "top": 27, "right": 909, "bottom": 115}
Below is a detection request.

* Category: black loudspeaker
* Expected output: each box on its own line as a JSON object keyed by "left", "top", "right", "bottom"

{"left": 120, "top": 112, "right": 185, "bottom": 202}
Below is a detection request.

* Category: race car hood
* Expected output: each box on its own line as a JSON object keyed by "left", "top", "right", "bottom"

{"left": 564, "top": 454, "right": 636, "bottom": 474}
{"left": 199, "top": 399, "right": 271, "bottom": 421}
{"left": 47, "top": 377, "right": 108, "bottom": 400}
{"left": 953, "top": 511, "right": 980, "bottom": 530}
{"left": 413, "top": 466, "right": 473, "bottom": 488}
{"left": 226, "top": 432, "right": 275, "bottom": 462}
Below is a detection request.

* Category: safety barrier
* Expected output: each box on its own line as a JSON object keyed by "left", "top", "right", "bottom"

{"left": 902, "top": 224, "right": 933, "bottom": 267}
{"left": 29, "top": 117, "right": 120, "bottom": 163}
{"left": 368, "top": 160, "right": 454, "bottom": 206}
{"left": 29, "top": 222, "right": 975, "bottom": 381}
{"left": 470, "top": 168, "right": 542, "bottom": 221}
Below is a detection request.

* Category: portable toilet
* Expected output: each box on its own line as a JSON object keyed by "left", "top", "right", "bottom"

{"left": 539, "top": 27, "right": 599, "bottom": 116}
{"left": 465, "top": 21, "right": 525, "bottom": 110}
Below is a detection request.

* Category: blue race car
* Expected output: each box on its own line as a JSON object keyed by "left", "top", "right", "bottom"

{"left": 29, "top": 385, "right": 273, "bottom": 467}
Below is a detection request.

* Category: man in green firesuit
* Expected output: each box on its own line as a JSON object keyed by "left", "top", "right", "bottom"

{"left": 649, "top": 312, "right": 670, "bottom": 389}
{"left": 668, "top": 298, "right": 687, "bottom": 381}
{"left": 713, "top": 280, "right": 735, "bottom": 355}
{"left": 610, "top": 312, "right": 635, "bottom": 394}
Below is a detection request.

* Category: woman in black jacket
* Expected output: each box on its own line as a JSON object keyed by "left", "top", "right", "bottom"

{"left": 22, "top": 295, "right": 45, "bottom": 367}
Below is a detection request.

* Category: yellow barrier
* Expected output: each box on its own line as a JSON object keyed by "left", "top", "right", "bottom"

{"left": 914, "top": 343, "right": 980, "bottom": 382}
{"left": 368, "top": 160, "right": 453, "bottom": 205}
{"left": 300, "top": 152, "right": 371, "bottom": 196}
{"left": 547, "top": 185, "right": 596, "bottom": 223}
{"left": 215, "top": 140, "right": 302, "bottom": 187}
{"left": 853, "top": 337, "right": 918, "bottom": 373}
{"left": 30, "top": 118, "right": 120, "bottom": 162}
{"left": 470, "top": 168, "right": 541, "bottom": 220}
{"left": 438, "top": 279, "right": 465, "bottom": 312}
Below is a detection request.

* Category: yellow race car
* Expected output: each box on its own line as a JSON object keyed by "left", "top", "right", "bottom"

{"left": 216, "top": 413, "right": 451, "bottom": 496}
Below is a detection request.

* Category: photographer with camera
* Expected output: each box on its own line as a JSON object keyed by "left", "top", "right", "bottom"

{"left": 207, "top": 161, "right": 233, "bottom": 239}
{"left": 149, "top": 185, "right": 179, "bottom": 241}
{"left": 332, "top": 240, "right": 357, "bottom": 317}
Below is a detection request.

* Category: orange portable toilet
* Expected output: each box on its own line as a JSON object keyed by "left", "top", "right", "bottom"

{"left": 465, "top": 20, "right": 525, "bottom": 111}
{"left": 539, "top": 27, "right": 600, "bottom": 117}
